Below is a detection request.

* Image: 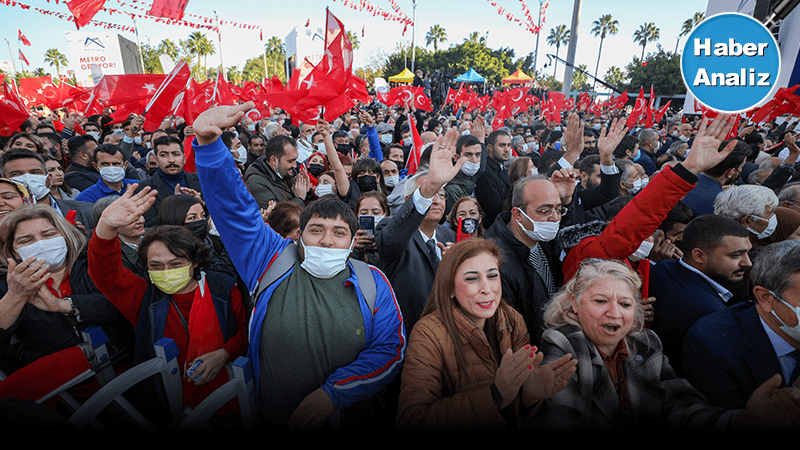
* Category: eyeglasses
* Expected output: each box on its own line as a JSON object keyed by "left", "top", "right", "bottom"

{"left": 435, "top": 191, "right": 448, "bottom": 201}
{"left": 531, "top": 205, "right": 568, "bottom": 218}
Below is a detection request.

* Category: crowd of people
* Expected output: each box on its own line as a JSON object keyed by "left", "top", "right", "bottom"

{"left": 0, "top": 79, "right": 800, "bottom": 430}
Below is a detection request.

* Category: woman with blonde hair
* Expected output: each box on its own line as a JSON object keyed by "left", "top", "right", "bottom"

{"left": 397, "top": 238, "right": 576, "bottom": 430}
{"left": 538, "top": 257, "right": 800, "bottom": 430}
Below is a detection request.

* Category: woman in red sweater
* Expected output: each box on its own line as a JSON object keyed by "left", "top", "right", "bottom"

{"left": 87, "top": 185, "right": 247, "bottom": 414}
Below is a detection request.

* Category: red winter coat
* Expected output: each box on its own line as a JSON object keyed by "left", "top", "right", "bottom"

{"left": 562, "top": 164, "right": 697, "bottom": 281}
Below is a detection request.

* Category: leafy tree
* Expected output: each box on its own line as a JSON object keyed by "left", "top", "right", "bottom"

{"left": 591, "top": 14, "right": 619, "bottom": 88}
{"left": 43, "top": 48, "right": 68, "bottom": 77}
{"left": 623, "top": 46, "right": 683, "bottom": 95}
{"left": 633, "top": 22, "right": 660, "bottom": 61}
{"left": 227, "top": 65, "right": 242, "bottom": 84}
{"left": 571, "top": 64, "right": 592, "bottom": 92}
{"left": 347, "top": 31, "right": 361, "bottom": 50}
{"left": 546, "top": 25, "right": 570, "bottom": 77}
{"left": 603, "top": 66, "right": 627, "bottom": 90}
{"left": 157, "top": 39, "right": 181, "bottom": 61}
{"left": 426, "top": 25, "right": 447, "bottom": 51}
{"left": 185, "top": 32, "right": 216, "bottom": 79}
{"left": 465, "top": 31, "right": 488, "bottom": 45}
{"left": 540, "top": 74, "right": 562, "bottom": 92}
{"left": 140, "top": 44, "right": 162, "bottom": 74}
{"left": 675, "top": 12, "right": 704, "bottom": 54}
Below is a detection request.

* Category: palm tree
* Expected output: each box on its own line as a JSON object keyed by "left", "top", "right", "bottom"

{"left": 425, "top": 25, "right": 447, "bottom": 51}
{"left": 547, "top": 25, "right": 570, "bottom": 77}
{"left": 43, "top": 48, "right": 68, "bottom": 78}
{"left": 633, "top": 22, "right": 660, "bottom": 61}
{"left": 157, "top": 39, "right": 180, "bottom": 60}
{"left": 264, "top": 36, "right": 284, "bottom": 78}
{"left": 347, "top": 31, "right": 361, "bottom": 50}
{"left": 186, "top": 32, "right": 216, "bottom": 79}
{"left": 675, "top": 12, "right": 705, "bottom": 54}
{"left": 465, "top": 31, "right": 487, "bottom": 45}
{"left": 603, "top": 66, "right": 626, "bottom": 89}
{"left": 591, "top": 14, "right": 619, "bottom": 89}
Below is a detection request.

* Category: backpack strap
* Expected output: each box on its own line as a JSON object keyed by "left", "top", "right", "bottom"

{"left": 348, "top": 259, "right": 376, "bottom": 317}
{"left": 252, "top": 242, "right": 378, "bottom": 319}
{"left": 252, "top": 242, "right": 298, "bottom": 305}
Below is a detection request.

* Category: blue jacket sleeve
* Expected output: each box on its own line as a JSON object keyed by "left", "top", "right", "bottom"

{"left": 366, "top": 126, "right": 383, "bottom": 161}
{"left": 193, "top": 137, "right": 290, "bottom": 290}
{"left": 320, "top": 266, "right": 406, "bottom": 409}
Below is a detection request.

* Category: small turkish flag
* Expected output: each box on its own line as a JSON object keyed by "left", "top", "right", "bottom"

{"left": 148, "top": 0, "right": 189, "bottom": 21}
{"left": 0, "top": 80, "right": 30, "bottom": 135}
{"left": 18, "top": 30, "right": 31, "bottom": 47}
{"left": 66, "top": 0, "right": 108, "bottom": 29}
{"left": 18, "top": 50, "right": 29, "bottom": 66}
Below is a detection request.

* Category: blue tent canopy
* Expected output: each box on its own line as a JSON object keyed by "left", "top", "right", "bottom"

{"left": 454, "top": 68, "right": 486, "bottom": 83}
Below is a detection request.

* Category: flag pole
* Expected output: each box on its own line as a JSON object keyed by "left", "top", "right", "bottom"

{"left": 133, "top": 18, "right": 146, "bottom": 74}
{"left": 4, "top": 38, "right": 17, "bottom": 74}
{"left": 214, "top": 11, "right": 225, "bottom": 81}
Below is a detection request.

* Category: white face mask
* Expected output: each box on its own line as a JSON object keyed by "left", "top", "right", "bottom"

{"left": 315, "top": 142, "right": 325, "bottom": 152}
{"left": 300, "top": 237, "right": 354, "bottom": 278}
{"left": 748, "top": 214, "right": 778, "bottom": 240}
{"left": 592, "top": 123, "right": 602, "bottom": 130}
{"left": 626, "top": 178, "right": 644, "bottom": 195}
{"left": 384, "top": 174, "right": 399, "bottom": 187}
{"left": 99, "top": 166, "right": 126, "bottom": 184}
{"left": 380, "top": 134, "right": 392, "bottom": 144}
{"left": 12, "top": 173, "right": 49, "bottom": 200}
{"left": 629, "top": 240, "right": 653, "bottom": 262}
{"left": 87, "top": 131, "right": 101, "bottom": 141}
{"left": 461, "top": 160, "right": 480, "bottom": 177}
{"left": 315, "top": 184, "right": 334, "bottom": 197}
{"left": 515, "top": 208, "right": 559, "bottom": 242}
{"left": 246, "top": 124, "right": 256, "bottom": 132}
{"left": 769, "top": 290, "right": 800, "bottom": 342}
{"left": 16, "top": 236, "right": 68, "bottom": 269}
{"left": 373, "top": 215, "right": 385, "bottom": 226}
{"left": 678, "top": 134, "right": 690, "bottom": 142}
{"left": 133, "top": 136, "right": 142, "bottom": 145}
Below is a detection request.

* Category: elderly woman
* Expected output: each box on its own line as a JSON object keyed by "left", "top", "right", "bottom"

{"left": 396, "top": 238, "right": 577, "bottom": 430}
{"left": 538, "top": 258, "right": 800, "bottom": 430}
{"left": 88, "top": 186, "right": 247, "bottom": 415}
{"left": 0, "top": 178, "right": 34, "bottom": 219}
{"left": 0, "top": 205, "right": 133, "bottom": 366}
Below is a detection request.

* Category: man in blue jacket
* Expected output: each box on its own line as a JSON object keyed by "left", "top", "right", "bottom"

{"left": 191, "top": 102, "right": 406, "bottom": 430}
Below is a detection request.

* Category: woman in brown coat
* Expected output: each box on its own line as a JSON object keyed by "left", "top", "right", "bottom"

{"left": 396, "top": 238, "right": 577, "bottom": 430}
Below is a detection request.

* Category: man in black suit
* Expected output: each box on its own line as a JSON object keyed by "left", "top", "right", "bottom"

{"left": 135, "top": 135, "right": 202, "bottom": 226}
{"left": 0, "top": 148, "right": 96, "bottom": 231}
{"left": 375, "top": 130, "right": 464, "bottom": 333}
{"left": 682, "top": 240, "right": 800, "bottom": 411}
{"left": 650, "top": 214, "right": 752, "bottom": 375}
{"left": 474, "top": 129, "right": 512, "bottom": 228}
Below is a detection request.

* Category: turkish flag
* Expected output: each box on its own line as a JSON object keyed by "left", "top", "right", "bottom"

{"left": 507, "top": 88, "right": 527, "bottom": 115}
{"left": 476, "top": 94, "right": 491, "bottom": 112}
{"left": 653, "top": 101, "right": 671, "bottom": 124}
{"left": 143, "top": 60, "right": 191, "bottom": 131}
{"left": 346, "top": 75, "right": 372, "bottom": 104}
{"left": 0, "top": 80, "right": 30, "bottom": 135}
{"left": 644, "top": 85, "right": 656, "bottom": 128}
{"left": 18, "top": 29, "right": 31, "bottom": 47}
{"left": 19, "top": 76, "right": 56, "bottom": 108}
{"left": 66, "top": 0, "right": 107, "bottom": 29}
{"left": 212, "top": 72, "right": 236, "bottom": 106}
{"left": 92, "top": 74, "right": 167, "bottom": 107}
{"left": 260, "top": 75, "right": 285, "bottom": 94}
{"left": 446, "top": 87, "right": 457, "bottom": 105}
{"left": 19, "top": 50, "right": 29, "bottom": 67}
{"left": 608, "top": 90, "right": 629, "bottom": 110}
{"left": 563, "top": 97, "right": 575, "bottom": 112}
{"left": 406, "top": 112, "right": 424, "bottom": 176}
{"left": 626, "top": 86, "right": 646, "bottom": 129}
{"left": 148, "top": 0, "right": 190, "bottom": 21}
{"left": 183, "top": 79, "right": 213, "bottom": 125}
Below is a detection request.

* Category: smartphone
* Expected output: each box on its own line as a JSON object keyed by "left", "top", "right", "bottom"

{"left": 456, "top": 217, "right": 479, "bottom": 242}
{"left": 359, "top": 215, "right": 375, "bottom": 236}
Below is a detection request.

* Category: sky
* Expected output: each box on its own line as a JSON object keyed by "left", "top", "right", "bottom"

{"left": 0, "top": 0, "right": 707, "bottom": 89}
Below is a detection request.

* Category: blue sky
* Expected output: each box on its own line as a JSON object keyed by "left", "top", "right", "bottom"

{"left": 1, "top": 0, "right": 705, "bottom": 85}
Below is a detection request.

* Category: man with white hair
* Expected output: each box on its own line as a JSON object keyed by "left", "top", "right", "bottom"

{"left": 713, "top": 184, "right": 779, "bottom": 241}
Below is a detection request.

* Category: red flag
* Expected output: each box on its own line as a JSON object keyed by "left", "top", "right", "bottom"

{"left": 608, "top": 90, "right": 629, "bottom": 110}
{"left": 653, "top": 100, "right": 671, "bottom": 124}
{"left": 91, "top": 74, "right": 167, "bottom": 107}
{"left": 0, "top": 81, "right": 30, "bottom": 135}
{"left": 507, "top": 87, "right": 527, "bottom": 114}
{"left": 563, "top": 97, "right": 575, "bottom": 112}
{"left": 143, "top": 60, "right": 191, "bottom": 131}
{"left": 66, "top": 0, "right": 108, "bottom": 29}
{"left": 577, "top": 92, "right": 592, "bottom": 112}
{"left": 445, "top": 87, "right": 457, "bottom": 105}
{"left": 346, "top": 75, "right": 372, "bottom": 104}
{"left": 213, "top": 71, "right": 236, "bottom": 106}
{"left": 148, "top": 0, "right": 190, "bottom": 21}
{"left": 19, "top": 50, "right": 29, "bottom": 67}
{"left": 183, "top": 78, "right": 213, "bottom": 125}
{"left": 644, "top": 85, "right": 656, "bottom": 128}
{"left": 626, "top": 86, "right": 646, "bottom": 129}
{"left": 406, "top": 112, "right": 424, "bottom": 176}
{"left": 19, "top": 76, "right": 57, "bottom": 107}
{"left": 18, "top": 29, "right": 31, "bottom": 47}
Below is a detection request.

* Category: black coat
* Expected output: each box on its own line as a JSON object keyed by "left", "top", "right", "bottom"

{"left": 474, "top": 157, "right": 511, "bottom": 228}
{"left": 135, "top": 171, "right": 203, "bottom": 227}
{"left": 484, "top": 212, "right": 562, "bottom": 345}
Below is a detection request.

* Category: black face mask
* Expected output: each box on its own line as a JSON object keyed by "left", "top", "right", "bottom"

{"left": 148, "top": 166, "right": 159, "bottom": 176}
{"left": 185, "top": 219, "right": 209, "bottom": 241}
{"left": 337, "top": 144, "right": 353, "bottom": 155}
{"left": 393, "top": 159, "right": 405, "bottom": 171}
{"left": 308, "top": 163, "right": 325, "bottom": 178}
{"left": 356, "top": 175, "right": 378, "bottom": 192}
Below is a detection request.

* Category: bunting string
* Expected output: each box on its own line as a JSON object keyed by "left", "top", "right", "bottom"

{"left": 1, "top": 0, "right": 135, "bottom": 32}
{"left": 330, "top": 0, "right": 413, "bottom": 26}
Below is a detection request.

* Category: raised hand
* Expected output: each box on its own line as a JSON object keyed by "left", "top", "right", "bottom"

{"left": 194, "top": 102, "right": 256, "bottom": 146}
{"left": 549, "top": 167, "right": 579, "bottom": 204}
{"left": 472, "top": 115, "right": 486, "bottom": 143}
{"left": 598, "top": 117, "right": 628, "bottom": 165}
{"left": 420, "top": 128, "right": 466, "bottom": 197}
{"left": 682, "top": 114, "right": 736, "bottom": 175}
{"left": 563, "top": 112, "right": 584, "bottom": 163}
{"left": 358, "top": 110, "right": 374, "bottom": 128}
{"left": 6, "top": 257, "right": 50, "bottom": 302}
{"left": 737, "top": 374, "right": 800, "bottom": 429}
{"left": 96, "top": 184, "right": 158, "bottom": 240}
